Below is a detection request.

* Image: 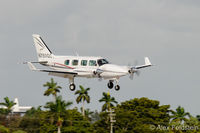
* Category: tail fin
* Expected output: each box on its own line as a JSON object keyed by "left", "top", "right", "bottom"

{"left": 144, "top": 57, "right": 151, "bottom": 66}
{"left": 13, "top": 98, "right": 19, "bottom": 108}
{"left": 12, "top": 98, "right": 19, "bottom": 112}
{"left": 32, "top": 34, "right": 53, "bottom": 61}
{"left": 13, "top": 98, "right": 19, "bottom": 110}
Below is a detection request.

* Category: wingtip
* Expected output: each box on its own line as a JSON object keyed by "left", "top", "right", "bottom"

{"left": 32, "top": 34, "right": 40, "bottom": 37}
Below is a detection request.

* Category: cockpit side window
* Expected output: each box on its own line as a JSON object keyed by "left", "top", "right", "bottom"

{"left": 89, "top": 60, "right": 97, "bottom": 66}
{"left": 97, "top": 59, "right": 109, "bottom": 66}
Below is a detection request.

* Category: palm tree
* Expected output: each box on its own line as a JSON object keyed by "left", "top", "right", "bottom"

{"left": 171, "top": 106, "right": 191, "bottom": 123}
{"left": 99, "top": 92, "right": 118, "bottom": 112}
{"left": 0, "top": 97, "right": 16, "bottom": 114}
{"left": 44, "top": 96, "right": 72, "bottom": 133}
{"left": 75, "top": 85, "right": 90, "bottom": 116}
{"left": 43, "top": 78, "right": 62, "bottom": 101}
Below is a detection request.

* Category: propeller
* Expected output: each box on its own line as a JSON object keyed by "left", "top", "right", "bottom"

{"left": 128, "top": 68, "right": 140, "bottom": 80}
{"left": 127, "top": 60, "right": 140, "bottom": 80}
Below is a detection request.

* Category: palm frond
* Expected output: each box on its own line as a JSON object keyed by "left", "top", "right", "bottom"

{"left": 85, "top": 96, "right": 90, "bottom": 103}
{"left": 79, "top": 85, "right": 84, "bottom": 90}
{"left": 75, "top": 90, "right": 81, "bottom": 95}
{"left": 76, "top": 96, "right": 82, "bottom": 104}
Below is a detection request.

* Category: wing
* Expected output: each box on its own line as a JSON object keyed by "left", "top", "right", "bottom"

{"left": 27, "top": 62, "right": 77, "bottom": 76}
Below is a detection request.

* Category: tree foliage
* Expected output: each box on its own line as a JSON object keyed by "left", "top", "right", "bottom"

{"left": 1, "top": 80, "right": 199, "bottom": 133}
{"left": 12, "top": 130, "right": 27, "bottom": 133}
{"left": 99, "top": 92, "right": 118, "bottom": 111}
{"left": 75, "top": 85, "right": 90, "bottom": 116}
{"left": 171, "top": 106, "right": 191, "bottom": 123}
{"left": 43, "top": 78, "right": 62, "bottom": 101}
{"left": 94, "top": 97, "right": 171, "bottom": 133}
{"left": 197, "top": 115, "right": 200, "bottom": 122}
{"left": 44, "top": 96, "right": 73, "bottom": 133}
{"left": 0, "top": 97, "right": 16, "bottom": 115}
{"left": 0, "top": 125, "right": 9, "bottom": 133}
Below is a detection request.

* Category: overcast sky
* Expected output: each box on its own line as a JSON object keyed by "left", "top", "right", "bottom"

{"left": 0, "top": 0, "right": 199, "bottom": 115}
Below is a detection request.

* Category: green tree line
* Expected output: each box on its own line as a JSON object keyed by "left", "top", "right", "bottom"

{"left": 0, "top": 78, "right": 199, "bottom": 133}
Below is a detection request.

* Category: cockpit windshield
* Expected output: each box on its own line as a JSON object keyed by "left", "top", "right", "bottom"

{"left": 97, "top": 59, "right": 109, "bottom": 66}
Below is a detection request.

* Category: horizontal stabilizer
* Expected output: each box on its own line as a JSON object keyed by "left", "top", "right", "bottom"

{"left": 23, "top": 61, "right": 48, "bottom": 64}
{"left": 41, "top": 70, "right": 77, "bottom": 75}
{"left": 27, "top": 62, "right": 37, "bottom": 71}
{"left": 133, "top": 57, "right": 152, "bottom": 69}
{"left": 26, "top": 62, "right": 77, "bottom": 75}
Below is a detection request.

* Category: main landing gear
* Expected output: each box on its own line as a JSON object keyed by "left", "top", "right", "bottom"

{"left": 107, "top": 80, "right": 120, "bottom": 91}
{"left": 68, "top": 77, "right": 121, "bottom": 91}
{"left": 69, "top": 77, "right": 76, "bottom": 91}
{"left": 69, "top": 83, "right": 76, "bottom": 91}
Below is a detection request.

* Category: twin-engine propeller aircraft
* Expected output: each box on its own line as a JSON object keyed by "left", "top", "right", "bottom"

{"left": 25, "top": 34, "right": 152, "bottom": 91}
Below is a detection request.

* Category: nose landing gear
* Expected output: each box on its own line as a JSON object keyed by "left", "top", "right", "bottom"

{"left": 114, "top": 85, "right": 120, "bottom": 91}
{"left": 107, "top": 80, "right": 120, "bottom": 91}
{"left": 107, "top": 81, "right": 114, "bottom": 89}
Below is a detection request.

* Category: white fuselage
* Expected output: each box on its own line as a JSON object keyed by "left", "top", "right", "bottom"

{"left": 43, "top": 55, "right": 129, "bottom": 80}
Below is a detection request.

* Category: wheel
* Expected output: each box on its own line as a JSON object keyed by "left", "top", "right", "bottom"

{"left": 107, "top": 81, "right": 114, "bottom": 89}
{"left": 115, "top": 85, "right": 120, "bottom": 91}
{"left": 69, "top": 84, "right": 76, "bottom": 91}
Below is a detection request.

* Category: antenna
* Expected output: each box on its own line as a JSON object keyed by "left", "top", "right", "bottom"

{"left": 75, "top": 52, "right": 79, "bottom": 56}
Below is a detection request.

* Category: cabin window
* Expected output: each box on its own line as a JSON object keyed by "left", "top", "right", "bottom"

{"left": 64, "top": 60, "right": 70, "bottom": 65}
{"left": 81, "top": 60, "right": 87, "bottom": 66}
{"left": 72, "top": 60, "right": 79, "bottom": 66}
{"left": 97, "top": 59, "right": 109, "bottom": 66}
{"left": 89, "top": 60, "right": 97, "bottom": 66}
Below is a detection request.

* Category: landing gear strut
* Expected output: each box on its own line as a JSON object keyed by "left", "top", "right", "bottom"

{"left": 114, "top": 79, "right": 120, "bottom": 91}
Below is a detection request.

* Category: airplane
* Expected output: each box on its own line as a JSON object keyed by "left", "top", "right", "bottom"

{"left": 25, "top": 34, "right": 152, "bottom": 91}
{"left": 12, "top": 98, "right": 32, "bottom": 113}
{"left": 0, "top": 98, "right": 32, "bottom": 113}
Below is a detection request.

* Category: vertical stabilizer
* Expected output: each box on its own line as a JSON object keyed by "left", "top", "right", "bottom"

{"left": 12, "top": 98, "right": 19, "bottom": 112}
{"left": 14, "top": 98, "right": 19, "bottom": 107}
{"left": 32, "top": 34, "right": 53, "bottom": 61}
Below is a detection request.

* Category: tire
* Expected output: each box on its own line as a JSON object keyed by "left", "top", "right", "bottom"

{"left": 115, "top": 85, "right": 120, "bottom": 91}
{"left": 69, "top": 84, "right": 76, "bottom": 91}
{"left": 107, "top": 82, "right": 114, "bottom": 89}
